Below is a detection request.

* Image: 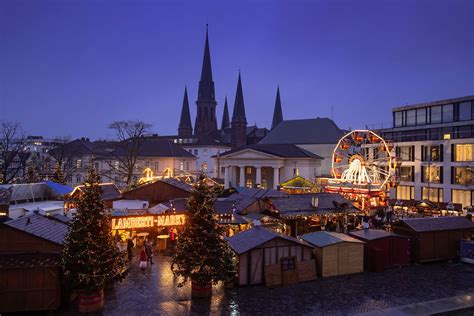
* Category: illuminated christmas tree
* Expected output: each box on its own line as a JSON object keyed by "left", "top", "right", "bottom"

{"left": 62, "top": 167, "right": 127, "bottom": 294}
{"left": 51, "top": 163, "right": 66, "bottom": 184}
{"left": 171, "top": 175, "right": 236, "bottom": 295}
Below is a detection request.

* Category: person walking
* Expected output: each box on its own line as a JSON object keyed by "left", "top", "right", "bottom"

{"left": 127, "top": 237, "right": 134, "bottom": 262}
{"left": 145, "top": 239, "right": 153, "bottom": 264}
{"left": 139, "top": 247, "right": 148, "bottom": 270}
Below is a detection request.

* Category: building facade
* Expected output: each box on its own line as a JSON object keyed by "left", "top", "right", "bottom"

{"left": 377, "top": 95, "right": 474, "bottom": 208}
{"left": 215, "top": 144, "right": 322, "bottom": 189}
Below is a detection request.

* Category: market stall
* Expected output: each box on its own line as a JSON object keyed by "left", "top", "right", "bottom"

{"left": 393, "top": 217, "right": 474, "bottom": 263}
{"left": 349, "top": 229, "right": 410, "bottom": 272}
{"left": 227, "top": 226, "right": 316, "bottom": 286}
{"left": 300, "top": 231, "right": 364, "bottom": 277}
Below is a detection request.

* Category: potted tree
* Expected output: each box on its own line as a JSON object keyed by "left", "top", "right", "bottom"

{"left": 62, "top": 168, "right": 127, "bottom": 312}
{"left": 171, "top": 175, "right": 236, "bottom": 297}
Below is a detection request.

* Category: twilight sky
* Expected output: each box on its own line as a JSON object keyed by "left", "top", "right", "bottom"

{"left": 1, "top": 0, "right": 473, "bottom": 140}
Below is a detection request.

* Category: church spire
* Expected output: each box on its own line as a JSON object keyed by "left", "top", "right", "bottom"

{"left": 231, "top": 72, "right": 247, "bottom": 124}
{"left": 195, "top": 24, "right": 218, "bottom": 136}
{"left": 178, "top": 86, "right": 192, "bottom": 137}
{"left": 271, "top": 85, "right": 283, "bottom": 129}
{"left": 221, "top": 96, "right": 230, "bottom": 129}
{"left": 231, "top": 71, "right": 247, "bottom": 148}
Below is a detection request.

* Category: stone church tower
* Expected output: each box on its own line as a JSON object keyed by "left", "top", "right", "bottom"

{"left": 194, "top": 25, "right": 218, "bottom": 136}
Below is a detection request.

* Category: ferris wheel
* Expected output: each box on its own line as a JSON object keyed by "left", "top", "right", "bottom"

{"left": 330, "top": 130, "right": 395, "bottom": 190}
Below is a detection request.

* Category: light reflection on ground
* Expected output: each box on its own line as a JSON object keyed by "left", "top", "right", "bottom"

{"left": 56, "top": 253, "right": 474, "bottom": 315}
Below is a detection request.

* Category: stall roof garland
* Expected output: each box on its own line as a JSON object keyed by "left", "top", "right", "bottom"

{"left": 280, "top": 175, "right": 316, "bottom": 189}
{"left": 267, "top": 193, "right": 362, "bottom": 218}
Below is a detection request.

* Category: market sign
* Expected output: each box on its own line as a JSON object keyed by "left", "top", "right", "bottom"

{"left": 112, "top": 216, "right": 154, "bottom": 230}
{"left": 111, "top": 214, "right": 186, "bottom": 230}
{"left": 157, "top": 214, "right": 186, "bottom": 226}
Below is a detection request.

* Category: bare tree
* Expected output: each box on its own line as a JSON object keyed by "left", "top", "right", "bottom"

{"left": 0, "top": 122, "right": 28, "bottom": 184}
{"left": 47, "top": 137, "right": 76, "bottom": 181}
{"left": 107, "top": 120, "right": 151, "bottom": 187}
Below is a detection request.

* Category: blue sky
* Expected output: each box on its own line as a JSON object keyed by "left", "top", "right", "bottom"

{"left": 1, "top": 0, "right": 473, "bottom": 139}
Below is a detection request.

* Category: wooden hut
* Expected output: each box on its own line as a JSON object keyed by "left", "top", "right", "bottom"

{"left": 393, "top": 217, "right": 474, "bottom": 263}
{"left": 67, "top": 182, "right": 121, "bottom": 210}
{"left": 0, "top": 214, "right": 69, "bottom": 313}
{"left": 121, "top": 178, "right": 191, "bottom": 206}
{"left": 300, "top": 231, "right": 364, "bottom": 277}
{"left": 349, "top": 229, "right": 411, "bottom": 272}
{"left": 227, "top": 226, "right": 316, "bottom": 287}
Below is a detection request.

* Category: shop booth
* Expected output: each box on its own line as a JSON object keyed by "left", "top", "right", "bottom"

{"left": 227, "top": 226, "right": 316, "bottom": 287}
{"left": 300, "top": 231, "right": 364, "bottom": 277}
{"left": 393, "top": 217, "right": 474, "bottom": 263}
{"left": 349, "top": 229, "right": 410, "bottom": 272}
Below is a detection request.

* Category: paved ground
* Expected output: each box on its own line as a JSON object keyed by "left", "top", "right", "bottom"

{"left": 58, "top": 253, "right": 474, "bottom": 316}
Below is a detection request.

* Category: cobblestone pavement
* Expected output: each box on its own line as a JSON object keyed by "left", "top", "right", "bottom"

{"left": 59, "top": 253, "right": 474, "bottom": 316}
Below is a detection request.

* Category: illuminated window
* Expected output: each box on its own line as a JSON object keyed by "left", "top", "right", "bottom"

{"left": 452, "top": 189, "right": 473, "bottom": 208}
{"left": 453, "top": 167, "right": 473, "bottom": 186}
{"left": 201, "top": 161, "right": 208, "bottom": 171}
{"left": 114, "top": 161, "right": 119, "bottom": 170}
{"left": 179, "top": 161, "right": 184, "bottom": 171}
{"left": 454, "top": 144, "right": 473, "bottom": 161}
{"left": 261, "top": 179, "right": 268, "bottom": 189}
{"left": 246, "top": 178, "right": 253, "bottom": 188}
{"left": 422, "top": 165, "right": 442, "bottom": 183}
{"left": 76, "top": 159, "right": 82, "bottom": 169}
{"left": 443, "top": 134, "right": 451, "bottom": 140}
{"left": 396, "top": 186, "right": 414, "bottom": 200}
{"left": 246, "top": 167, "right": 252, "bottom": 174}
{"left": 422, "top": 187, "right": 443, "bottom": 202}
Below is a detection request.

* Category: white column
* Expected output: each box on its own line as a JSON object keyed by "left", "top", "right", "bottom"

{"left": 224, "top": 166, "right": 230, "bottom": 189}
{"left": 273, "top": 167, "right": 280, "bottom": 189}
{"left": 256, "top": 167, "right": 262, "bottom": 187}
{"left": 239, "top": 166, "right": 245, "bottom": 187}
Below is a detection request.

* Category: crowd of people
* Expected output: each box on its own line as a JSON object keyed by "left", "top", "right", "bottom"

{"left": 115, "top": 227, "right": 180, "bottom": 270}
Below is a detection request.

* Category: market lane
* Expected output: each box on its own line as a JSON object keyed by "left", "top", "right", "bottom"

{"left": 58, "top": 253, "right": 474, "bottom": 315}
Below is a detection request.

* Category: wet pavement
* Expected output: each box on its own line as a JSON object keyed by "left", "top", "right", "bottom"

{"left": 58, "top": 253, "right": 474, "bottom": 316}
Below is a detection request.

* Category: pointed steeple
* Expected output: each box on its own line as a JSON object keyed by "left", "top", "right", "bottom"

{"left": 231, "top": 71, "right": 248, "bottom": 148}
{"left": 231, "top": 72, "right": 247, "bottom": 124}
{"left": 195, "top": 24, "right": 218, "bottom": 136}
{"left": 271, "top": 86, "right": 283, "bottom": 129}
{"left": 221, "top": 96, "right": 230, "bottom": 129}
{"left": 178, "top": 86, "right": 193, "bottom": 137}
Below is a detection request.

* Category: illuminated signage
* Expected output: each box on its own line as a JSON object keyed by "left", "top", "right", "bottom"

{"left": 111, "top": 214, "right": 186, "bottom": 230}
{"left": 112, "top": 216, "right": 154, "bottom": 230}
{"left": 157, "top": 214, "right": 186, "bottom": 226}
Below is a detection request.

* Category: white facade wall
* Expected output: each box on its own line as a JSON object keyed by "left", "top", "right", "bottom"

{"left": 183, "top": 146, "right": 231, "bottom": 178}
{"left": 296, "top": 144, "right": 337, "bottom": 177}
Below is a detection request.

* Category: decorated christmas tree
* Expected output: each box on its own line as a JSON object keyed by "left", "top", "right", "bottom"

{"left": 62, "top": 167, "right": 127, "bottom": 294}
{"left": 51, "top": 163, "right": 66, "bottom": 184}
{"left": 171, "top": 175, "right": 236, "bottom": 294}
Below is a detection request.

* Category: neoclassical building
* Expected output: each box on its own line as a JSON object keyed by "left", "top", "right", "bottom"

{"left": 216, "top": 144, "right": 322, "bottom": 189}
